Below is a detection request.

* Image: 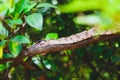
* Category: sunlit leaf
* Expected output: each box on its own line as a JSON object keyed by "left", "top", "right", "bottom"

{"left": 0, "top": 21, "right": 9, "bottom": 40}
{"left": 115, "top": 42, "right": 119, "bottom": 48}
{"left": 74, "top": 15, "right": 101, "bottom": 25}
{"left": 0, "top": 0, "right": 11, "bottom": 12}
{"left": 9, "top": 18, "right": 23, "bottom": 25}
{"left": 0, "top": 46, "right": 3, "bottom": 59}
{"left": 23, "top": 3, "right": 36, "bottom": 13}
{"left": 8, "top": 41, "right": 22, "bottom": 57}
{"left": 0, "top": 40, "right": 7, "bottom": 59}
{"left": 45, "top": 33, "right": 58, "bottom": 40}
{"left": 64, "top": 50, "right": 72, "bottom": 55}
{"left": 26, "top": 13, "right": 43, "bottom": 30}
{"left": 32, "top": 57, "right": 40, "bottom": 65}
{"left": 7, "top": 18, "right": 23, "bottom": 28}
{"left": 59, "top": 0, "right": 101, "bottom": 13}
{"left": 43, "top": 60, "right": 57, "bottom": 70}
{"left": 0, "top": 40, "right": 7, "bottom": 46}
{"left": 13, "top": 0, "right": 27, "bottom": 18}
{"left": 62, "top": 56, "right": 69, "bottom": 62}
{"left": 37, "top": 3, "right": 57, "bottom": 8}
{"left": 11, "top": 35, "right": 30, "bottom": 44}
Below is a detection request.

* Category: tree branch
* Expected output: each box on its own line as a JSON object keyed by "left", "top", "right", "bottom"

{"left": 0, "top": 27, "right": 120, "bottom": 64}
{"left": 24, "top": 27, "right": 120, "bottom": 57}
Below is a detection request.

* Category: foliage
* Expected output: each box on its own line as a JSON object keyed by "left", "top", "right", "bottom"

{"left": 59, "top": 0, "right": 120, "bottom": 32}
{"left": 0, "top": 0, "right": 120, "bottom": 80}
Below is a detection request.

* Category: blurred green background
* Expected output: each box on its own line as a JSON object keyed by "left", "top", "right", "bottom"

{"left": 0, "top": 0, "right": 120, "bottom": 80}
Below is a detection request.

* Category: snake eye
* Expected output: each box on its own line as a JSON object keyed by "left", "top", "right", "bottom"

{"left": 36, "top": 40, "right": 43, "bottom": 43}
{"left": 36, "top": 40, "right": 46, "bottom": 43}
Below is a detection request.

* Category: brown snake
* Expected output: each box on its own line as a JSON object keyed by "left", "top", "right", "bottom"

{"left": 24, "top": 27, "right": 120, "bottom": 56}
{"left": 0, "top": 27, "right": 120, "bottom": 64}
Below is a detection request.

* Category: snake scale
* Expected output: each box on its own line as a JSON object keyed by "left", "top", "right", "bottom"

{"left": 24, "top": 27, "right": 120, "bottom": 56}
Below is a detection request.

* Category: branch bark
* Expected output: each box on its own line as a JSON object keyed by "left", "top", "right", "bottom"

{"left": 24, "top": 27, "right": 120, "bottom": 57}
{"left": 0, "top": 27, "right": 120, "bottom": 63}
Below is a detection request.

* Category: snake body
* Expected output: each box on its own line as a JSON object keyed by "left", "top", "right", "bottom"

{"left": 26, "top": 27, "right": 119, "bottom": 56}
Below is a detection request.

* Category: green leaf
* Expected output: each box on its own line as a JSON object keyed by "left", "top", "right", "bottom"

{"left": 37, "top": 3, "right": 57, "bottom": 8}
{"left": 112, "top": 56, "right": 120, "bottom": 62}
{"left": 0, "top": 46, "right": 3, "bottom": 59}
{"left": 3, "top": 53, "right": 13, "bottom": 58}
{"left": 11, "top": 65, "right": 25, "bottom": 80}
{"left": 26, "top": 13, "right": 43, "bottom": 30}
{"left": 45, "top": 33, "right": 58, "bottom": 40}
{"left": 0, "top": 64, "right": 6, "bottom": 71}
{"left": 64, "top": 50, "right": 72, "bottom": 55}
{"left": 0, "top": 21, "right": 9, "bottom": 40}
{"left": 61, "top": 56, "right": 69, "bottom": 62}
{"left": 0, "top": 40, "right": 7, "bottom": 47}
{"left": 0, "top": 40, "right": 7, "bottom": 59}
{"left": 7, "top": 18, "right": 23, "bottom": 28}
{"left": 13, "top": 0, "right": 27, "bottom": 18}
{"left": 74, "top": 15, "right": 101, "bottom": 25}
{"left": 59, "top": 0, "right": 101, "bottom": 13}
{"left": 8, "top": 41, "right": 22, "bottom": 57}
{"left": 10, "top": 18, "right": 23, "bottom": 25}
{"left": 23, "top": 3, "right": 36, "bottom": 13}
{"left": 0, "top": 1, "right": 11, "bottom": 12}
{"left": 11, "top": 35, "right": 30, "bottom": 44}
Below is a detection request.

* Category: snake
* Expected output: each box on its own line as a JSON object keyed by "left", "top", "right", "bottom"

{"left": 24, "top": 27, "right": 120, "bottom": 56}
